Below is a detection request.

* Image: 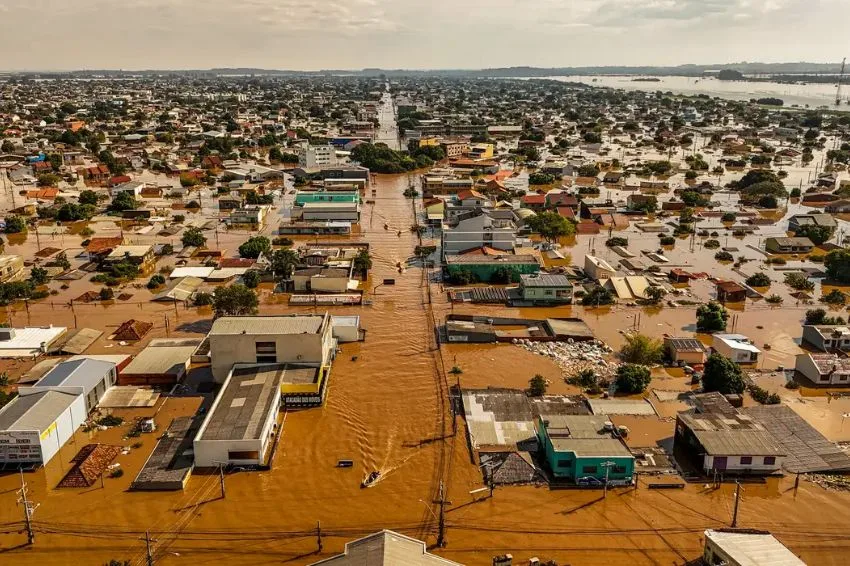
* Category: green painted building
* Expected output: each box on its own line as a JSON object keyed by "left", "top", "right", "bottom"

{"left": 536, "top": 414, "right": 634, "bottom": 485}
{"left": 519, "top": 273, "right": 573, "bottom": 304}
{"left": 294, "top": 190, "right": 360, "bottom": 206}
{"left": 444, "top": 254, "right": 540, "bottom": 283}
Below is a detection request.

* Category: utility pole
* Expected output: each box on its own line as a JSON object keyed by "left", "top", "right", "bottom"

{"left": 219, "top": 463, "right": 226, "bottom": 498}
{"left": 316, "top": 520, "right": 323, "bottom": 552}
{"left": 602, "top": 461, "right": 615, "bottom": 498}
{"left": 144, "top": 530, "right": 155, "bottom": 566}
{"left": 17, "top": 470, "right": 37, "bottom": 544}
{"left": 731, "top": 481, "right": 742, "bottom": 527}
{"left": 437, "top": 480, "right": 446, "bottom": 548}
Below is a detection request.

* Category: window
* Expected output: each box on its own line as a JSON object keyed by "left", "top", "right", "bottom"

{"left": 582, "top": 465, "right": 597, "bottom": 474}
{"left": 740, "top": 456, "right": 752, "bottom": 465}
{"left": 612, "top": 465, "right": 626, "bottom": 474}
{"left": 256, "top": 341, "right": 277, "bottom": 363}
{"left": 556, "top": 459, "right": 572, "bottom": 468}
{"left": 228, "top": 450, "right": 260, "bottom": 460}
{"left": 544, "top": 290, "right": 553, "bottom": 296}
{"left": 763, "top": 456, "right": 776, "bottom": 466}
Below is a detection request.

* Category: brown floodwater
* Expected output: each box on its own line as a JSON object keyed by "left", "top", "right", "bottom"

{"left": 3, "top": 173, "right": 850, "bottom": 565}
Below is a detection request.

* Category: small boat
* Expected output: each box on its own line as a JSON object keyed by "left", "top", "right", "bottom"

{"left": 384, "top": 223, "right": 389, "bottom": 230}
{"left": 336, "top": 459, "right": 354, "bottom": 468}
{"left": 361, "top": 471, "right": 381, "bottom": 488}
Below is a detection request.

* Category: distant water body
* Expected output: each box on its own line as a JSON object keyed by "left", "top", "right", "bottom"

{"left": 542, "top": 75, "right": 848, "bottom": 110}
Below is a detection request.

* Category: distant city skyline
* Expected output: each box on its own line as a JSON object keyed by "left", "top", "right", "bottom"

{"left": 0, "top": 0, "right": 847, "bottom": 71}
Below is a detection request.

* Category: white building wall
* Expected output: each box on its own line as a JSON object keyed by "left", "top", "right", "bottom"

{"left": 703, "top": 454, "right": 783, "bottom": 473}
{"left": 38, "top": 393, "right": 86, "bottom": 465}
{"left": 713, "top": 341, "right": 759, "bottom": 363}
{"left": 193, "top": 379, "right": 280, "bottom": 467}
{"left": 310, "top": 276, "right": 350, "bottom": 293}
{"left": 209, "top": 323, "right": 334, "bottom": 382}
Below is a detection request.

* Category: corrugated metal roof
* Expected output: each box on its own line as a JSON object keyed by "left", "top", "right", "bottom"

{"left": 313, "top": 530, "right": 462, "bottom": 565}
{"left": 197, "top": 365, "right": 284, "bottom": 441}
{"left": 122, "top": 340, "right": 200, "bottom": 376}
{"left": 0, "top": 390, "right": 79, "bottom": 432}
{"left": 520, "top": 273, "right": 571, "bottom": 287}
{"left": 705, "top": 530, "right": 806, "bottom": 566}
{"left": 679, "top": 412, "right": 785, "bottom": 457}
{"left": 35, "top": 358, "right": 115, "bottom": 391}
{"left": 209, "top": 315, "right": 326, "bottom": 336}
{"left": 152, "top": 276, "right": 203, "bottom": 302}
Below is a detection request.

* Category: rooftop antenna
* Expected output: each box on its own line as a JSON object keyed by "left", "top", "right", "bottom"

{"left": 837, "top": 57, "right": 846, "bottom": 106}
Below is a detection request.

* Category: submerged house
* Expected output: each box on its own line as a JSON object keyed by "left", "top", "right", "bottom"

{"left": 535, "top": 414, "right": 634, "bottom": 485}
{"left": 518, "top": 273, "right": 573, "bottom": 304}
{"left": 675, "top": 393, "right": 785, "bottom": 475}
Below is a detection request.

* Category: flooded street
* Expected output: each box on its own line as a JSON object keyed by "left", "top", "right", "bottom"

{"left": 2, "top": 170, "right": 850, "bottom": 565}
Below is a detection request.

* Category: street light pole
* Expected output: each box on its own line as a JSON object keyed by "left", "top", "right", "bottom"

{"left": 602, "top": 461, "right": 616, "bottom": 498}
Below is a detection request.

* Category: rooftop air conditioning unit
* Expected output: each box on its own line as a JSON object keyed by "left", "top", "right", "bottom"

{"left": 0, "top": 328, "right": 15, "bottom": 341}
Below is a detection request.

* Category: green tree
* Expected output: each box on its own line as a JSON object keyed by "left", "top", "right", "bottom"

{"left": 696, "top": 302, "right": 728, "bottom": 332}
{"left": 525, "top": 211, "right": 575, "bottom": 243}
{"left": 238, "top": 236, "right": 271, "bottom": 259}
{"left": 529, "top": 172, "right": 556, "bottom": 185}
{"left": 30, "top": 267, "right": 49, "bottom": 286}
{"left": 645, "top": 286, "right": 666, "bottom": 304}
{"left": 631, "top": 196, "right": 658, "bottom": 213}
{"left": 4, "top": 215, "right": 26, "bottom": 234}
{"left": 268, "top": 146, "right": 283, "bottom": 162}
{"left": 702, "top": 353, "right": 745, "bottom": 394}
{"left": 785, "top": 272, "right": 814, "bottom": 291}
{"left": 270, "top": 249, "right": 299, "bottom": 278}
{"left": 577, "top": 164, "right": 600, "bottom": 177}
{"left": 108, "top": 192, "right": 136, "bottom": 212}
{"left": 745, "top": 272, "right": 771, "bottom": 287}
{"left": 528, "top": 374, "right": 547, "bottom": 397}
{"left": 213, "top": 284, "right": 259, "bottom": 317}
{"left": 822, "top": 289, "right": 847, "bottom": 305}
{"left": 79, "top": 189, "right": 99, "bottom": 206}
{"left": 147, "top": 274, "right": 165, "bottom": 289}
{"left": 99, "top": 287, "right": 114, "bottom": 300}
{"left": 179, "top": 173, "right": 200, "bottom": 187}
{"left": 37, "top": 173, "right": 61, "bottom": 187}
{"left": 582, "top": 286, "right": 615, "bottom": 306}
{"left": 824, "top": 249, "right": 850, "bottom": 283}
{"left": 54, "top": 251, "right": 71, "bottom": 271}
{"left": 794, "top": 225, "right": 832, "bottom": 245}
{"left": 615, "top": 364, "right": 652, "bottom": 394}
{"left": 181, "top": 227, "right": 207, "bottom": 248}
{"left": 619, "top": 334, "right": 663, "bottom": 365}
{"left": 193, "top": 291, "right": 213, "bottom": 306}
{"left": 242, "top": 270, "right": 261, "bottom": 288}
{"left": 353, "top": 249, "right": 372, "bottom": 277}
{"left": 57, "top": 203, "right": 96, "bottom": 221}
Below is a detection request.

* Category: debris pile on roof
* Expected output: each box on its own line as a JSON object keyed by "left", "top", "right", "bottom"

{"left": 113, "top": 319, "right": 154, "bottom": 341}
{"left": 57, "top": 444, "right": 121, "bottom": 488}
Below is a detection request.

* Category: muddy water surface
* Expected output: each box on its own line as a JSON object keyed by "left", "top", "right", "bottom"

{"left": 2, "top": 173, "right": 850, "bottom": 565}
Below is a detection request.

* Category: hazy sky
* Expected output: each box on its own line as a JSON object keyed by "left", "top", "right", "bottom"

{"left": 0, "top": 0, "right": 848, "bottom": 70}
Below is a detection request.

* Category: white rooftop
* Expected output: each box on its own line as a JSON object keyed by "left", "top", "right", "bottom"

{"left": 714, "top": 334, "right": 762, "bottom": 354}
{"left": 0, "top": 326, "right": 67, "bottom": 357}
{"left": 705, "top": 530, "right": 806, "bottom": 566}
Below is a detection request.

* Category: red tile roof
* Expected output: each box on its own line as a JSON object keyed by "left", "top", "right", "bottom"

{"left": 556, "top": 206, "right": 576, "bottom": 219}
{"left": 521, "top": 194, "right": 546, "bottom": 204}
